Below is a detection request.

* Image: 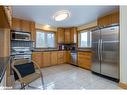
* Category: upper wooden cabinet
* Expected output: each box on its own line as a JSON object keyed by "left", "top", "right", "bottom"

{"left": 30, "top": 22, "right": 36, "bottom": 41}
{"left": 57, "top": 28, "right": 65, "bottom": 43}
{"left": 64, "top": 28, "right": 71, "bottom": 44}
{"left": 0, "top": 6, "right": 12, "bottom": 28}
{"left": 70, "top": 27, "right": 77, "bottom": 43}
{"left": 12, "top": 18, "right": 21, "bottom": 31}
{"left": 12, "top": 18, "right": 35, "bottom": 32}
{"left": 21, "top": 19, "right": 31, "bottom": 32}
{"left": 98, "top": 11, "right": 119, "bottom": 27}
{"left": 57, "top": 27, "right": 77, "bottom": 44}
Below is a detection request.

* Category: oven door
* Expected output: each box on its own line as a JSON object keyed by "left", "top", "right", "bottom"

{"left": 11, "top": 32, "right": 31, "bottom": 41}
{"left": 14, "top": 54, "right": 31, "bottom": 60}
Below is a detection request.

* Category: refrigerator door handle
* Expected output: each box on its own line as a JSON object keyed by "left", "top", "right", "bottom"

{"left": 98, "top": 39, "right": 100, "bottom": 61}
{"left": 100, "top": 39, "right": 103, "bottom": 61}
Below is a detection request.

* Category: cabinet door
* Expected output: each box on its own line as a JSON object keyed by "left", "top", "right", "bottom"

{"left": 70, "top": 27, "right": 77, "bottom": 43}
{"left": 42, "top": 52, "right": 51, "bottom": 67}
{"left": 21, "top": 20, "right": 30, "bottom": 32}
{"left": 30, "top": 22, "right": 36, "bottom": 41}
{"left": 57, "top": 51, "right": 64, "bottom": 64}
{"left": 12, "top": 18, "right": 21, "bottom": 31}
{"left": 51, "top": 51, "right": 58, "bottom": 65}
{"left": 57, "top": 28, "right": 65, "bottom": 43}
{"left": 32, "top": 52, "right": 43, "bottom": 68}
{"left": 78, "top": 52, "right": 92, "bottom": 70}
{"left": 66, "top": 51, "right": 71, "bottom": 63}
{"left": 98, "top": 11, "right": 119, "bottom": 27}
{"left": 64, "top": 28, "right": 71, "bottom": 43}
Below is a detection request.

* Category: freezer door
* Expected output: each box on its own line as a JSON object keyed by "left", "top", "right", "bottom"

{"left": 100, "top": 26, "right": 119, "bottom": 79}
{"left": 91, "top": 30, "right": 101, "bottom": 73}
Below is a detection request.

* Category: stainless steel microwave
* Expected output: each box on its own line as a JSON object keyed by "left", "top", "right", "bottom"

{"left": 11, "top": 31, "right": 31, "bottom": 41}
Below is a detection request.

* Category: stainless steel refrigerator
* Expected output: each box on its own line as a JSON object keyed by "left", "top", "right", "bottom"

{"left": 91, "top": 25, "right": 119, "bottom": 79}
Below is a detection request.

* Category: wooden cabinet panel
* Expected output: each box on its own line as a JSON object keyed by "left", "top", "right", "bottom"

{"left": 64, "top": 28, "right": 71, "bottom": 44}
{"left": 42, "top": 52, "right": 51, "bottom": 67}
{"left": 0, "top": 6, "right": 12, "bottom": 28}
{"left": 30, "top": 22, "right": 36, "bottom": 41}
{"left": 57, "top": 28, "right": 65, "bottom": 43}
{"left": 66, "top": 51, "right": 71, "bottom": 63}
{"left": 98, "top": 11, "right": 119, "bottom": 27}
{"left": 70, "top": 27, "right": 77, "bottom": 43}
{"left": 57, "top": 51, "right": 65, "bottom": 64}
{"left": 12, "top": 18, "right": 21, "bottom": 31}
{"left": 32, "top": 52, "right": 43, "bottom": 68}
{"left": 51, "top": 51, "right": 58, "bottom": 65}
{"left": 78, "top": 52, "right": 92, "bottom": 70}
{"left": 21, "top": 20, "right": 30, "bottom": 32}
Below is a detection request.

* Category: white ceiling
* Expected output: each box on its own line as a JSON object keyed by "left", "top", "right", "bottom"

{"left": 12, "top": 6, "right": 118, "bottom": 27}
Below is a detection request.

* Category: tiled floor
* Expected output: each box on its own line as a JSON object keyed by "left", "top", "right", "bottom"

{"left": 14, "top": 64, "right": 121, "bottom": 90}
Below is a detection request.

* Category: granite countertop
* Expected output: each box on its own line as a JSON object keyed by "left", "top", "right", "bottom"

{"left": 32, "top": 49, "right": 68, "bottom": 52}
{"left": 0, "top": 57, "right": 10, "bottom": 83}
{"left": 78, "top": 48, "right": 92, "bottom": 52}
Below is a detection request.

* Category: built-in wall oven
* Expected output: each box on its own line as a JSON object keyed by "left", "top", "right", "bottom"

{"left": 11, "top": 31, "right": 31, "bottom": 41}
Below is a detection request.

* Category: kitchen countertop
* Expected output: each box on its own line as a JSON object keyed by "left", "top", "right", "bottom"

{"left": 32, "top": 49, "right": 69, "bottom": 52}
{"left": 0, "top": 57, "right": 10, "bottom": 83}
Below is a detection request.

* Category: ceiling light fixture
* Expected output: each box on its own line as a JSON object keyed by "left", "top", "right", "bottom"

{"left": 53, "top": 10, "right": 71, "bottom": 21}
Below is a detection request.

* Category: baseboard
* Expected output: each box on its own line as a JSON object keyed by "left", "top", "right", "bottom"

{"left": 119, "top": 82, "right": 127, "bottom": 89}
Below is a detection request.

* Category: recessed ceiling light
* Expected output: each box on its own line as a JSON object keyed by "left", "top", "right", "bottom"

{"left": 53, "top": 10, "right": 71, "bottom": 21}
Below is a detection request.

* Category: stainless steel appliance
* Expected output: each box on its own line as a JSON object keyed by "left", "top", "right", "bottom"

{"left": 70, "top": 52, "right": 77, "bottom": 65}
{"left": 91, "top": 25, "right": 119, "bottom": 79}
{"left": 11, "top": 31, "right": 31, "bottom": 41}
{"left": 11, "top": 47, "right": 32, "bottom": 60}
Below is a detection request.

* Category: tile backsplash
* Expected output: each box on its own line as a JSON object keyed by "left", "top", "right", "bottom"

{"left": 11, "top": 41, "right": 33, "bottom": 47}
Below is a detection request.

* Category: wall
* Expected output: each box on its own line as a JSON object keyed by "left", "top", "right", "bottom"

{"left": 0, "top": 29, "right": 10, "bottom": 57}
{"left": 120, "top": 6, "right": 127, "bottom": 84}
{"left": 36, "top": 23, "right": 57, "bottom": 31}
{"left": 77, "top": 21, "right": 97, "bottom": 31}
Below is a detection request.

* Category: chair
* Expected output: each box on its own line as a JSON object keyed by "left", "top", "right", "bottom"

{"left": 11, "top": 58, "right": 44, "bottom": 89}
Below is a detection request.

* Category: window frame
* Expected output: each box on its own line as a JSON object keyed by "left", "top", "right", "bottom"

{"left": 35, "top": 29, "right": 57, "bottom": 49}
{"left": 78, "top": 29, "right": 92, "bottom": 49}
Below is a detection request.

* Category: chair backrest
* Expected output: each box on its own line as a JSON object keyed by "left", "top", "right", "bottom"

{"left": 12, "top": 58, "right": 31, "bottom": 65}
{"left": 11, "top": 58, "right": 35, "bottom": 80}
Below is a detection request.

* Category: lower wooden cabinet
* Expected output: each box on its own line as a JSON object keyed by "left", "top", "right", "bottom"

{"left": 32, "top": 52, "right": 43, "bottom": 68}
{"left": 32, "top": 51, "right": 68, "bottom": 68}
{"left": 57, "top": 51, "right": 64, "bottom": 64}
{"left": 78, "top": 51, "right": 92, "bottom": 70}
{"left": 42, "top": 52, "right": 51, "bottom": 67}
{"left": 51, "top": 51, "right": 58, "bottom": 65}
{"left": 66, "top": 51, "right": 71, "bottom": 63}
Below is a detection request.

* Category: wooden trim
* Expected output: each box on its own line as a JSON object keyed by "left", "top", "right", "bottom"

{"left": 36, "top": 28, "right": 57, "bottom": 32}
{"left": 119, "top": 82, "right": 127, "bottom": 89}
{"left": 77, "top": 26, "right": 97, "bottom": 32}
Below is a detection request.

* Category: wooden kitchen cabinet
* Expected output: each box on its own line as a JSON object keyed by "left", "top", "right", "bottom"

{"left": 12, "top": 18, "right": 21, "bottom": 31}
{"left": 32, "top": 52, "right": 43, "bottom": 68}
{"left": 21, "top": 19, "right": 31, "bottom": 32}
{"left": 70, "top": 27, "right": 77, "bottom": 43}
{"left": 64, "top": 28, "right": 71, "bottom": 44}
{"left": 42, "top": 52, "right": 51, "bottom": 67}
{"left": 98, "top": 11, "right": 119, "bottom": 27}
{"left": 57, "top": 28, "right": 65, "bottom": 43}
{"left": 51, "top": 51, "right": 58, "bottom": 65}
{"left": 30, "top": 22, "right": 36, "bottom": 41}
{"left": 66, "top": 51, "right": 71, "bottom": 63}
{"left": 78, "top": 51, "right": 92, "bottom": 70}
{"left": 0, "top": 6, "right": 12, "bottom": 28}
{"left": 57, "top": 51, "right": 64, "bottom": 64}
{"left": 12, "top": 17, "right": 35, "bottom": 33}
